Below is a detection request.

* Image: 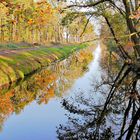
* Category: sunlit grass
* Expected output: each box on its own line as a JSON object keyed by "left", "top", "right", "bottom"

{"left": 0, "top": 44, "right": 88, "bottom": 86}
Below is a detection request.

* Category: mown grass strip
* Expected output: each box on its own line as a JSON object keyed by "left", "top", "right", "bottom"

{"left": 0, "top": 44, "right": 87, "bottom": 87}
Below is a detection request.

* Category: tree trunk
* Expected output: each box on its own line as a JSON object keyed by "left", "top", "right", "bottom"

{"left": 122, "top": 0, "right": 140, "bottom": 57}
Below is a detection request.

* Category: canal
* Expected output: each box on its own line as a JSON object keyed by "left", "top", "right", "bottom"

{"left": 0, "top": 43, "right": 102, "bottom": 140}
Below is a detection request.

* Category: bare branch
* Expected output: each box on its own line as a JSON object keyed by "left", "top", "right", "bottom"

{"left": 80, "top": 14, "right": 94, "bottom": 37}
{"left": 109, "top": 0, "right": 126, "bottom": 17}
{"left": 64, "top": 0, "right": 109, "bottom": 9}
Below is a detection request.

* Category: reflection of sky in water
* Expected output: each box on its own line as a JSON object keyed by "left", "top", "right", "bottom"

{"left": 0, "top": 43, "right": 102, "bottom": 140}
{"left": 68, "top": 43, "right": 102, "bottom": 93}
{"left": 69, "top": 43, "right": 105, "bottom": 108}
{"left": 1, "top": 100, "right": 68, "bottom": 140}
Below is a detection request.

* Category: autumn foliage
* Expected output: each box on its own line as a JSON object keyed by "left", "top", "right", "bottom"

{"left": 0, "top": 0, "right": 94, "bottom": 44}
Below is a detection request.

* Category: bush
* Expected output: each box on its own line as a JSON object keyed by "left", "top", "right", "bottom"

{"left": 7, "top": 44, "right": 19, "bottom": 49}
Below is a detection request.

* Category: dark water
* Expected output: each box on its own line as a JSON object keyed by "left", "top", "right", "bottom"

{"left": 0, "top": 44, "right": 101, "bottom": 140}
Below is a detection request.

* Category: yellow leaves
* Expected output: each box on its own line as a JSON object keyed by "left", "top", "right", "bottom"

{"left": 55, "top": 7, "right": 62, "bottom": 14}
{"left": 47, "top": 58, "right": 52, "bottom": 63}
{"left": 0, "top": 91, "right": 14, "bottom": 115}
{"left": 47, "top": 74, "right": 57, "bottom": 83}
{"left": 36, "top": 0, "right": 53, "bottom": 15}
{"left": 36, "top": 0, "right": 48, "bottom": 5}
{"left": 35, "top": 2, "right": 54, "bottom": 25}
{"left": 125, "top": 41, "right": 134, "bottom": 48}
{"left": 45, "top": 5, "right": 52, "bottom": 14}
{"left": 11, "top": 19, "right": 17, "bottom": 25}
{"left": 17, "top": 70, "right": 24, "bottom": 79}
{"left": 129, "top": 7, "right": 140, "bottom": 20}
{"left": 39, "top": 10, "right": 44, "bottom": 16}
{"left": 75, "top": 51, "right": 89, "bottom": 63}
{"left": 39, "top": 8, "right": 53, "bottom": 17}
{"left": 28, "top": 19, "right": 34, "bottom": 25}
{"left": 125, "top": 59, "right": 132, "bottom": 65}
{"left": 52, "top": 54, "right": 59, "bottom": 60}
{"left": 124, "top": 41, "right": 134, "bottom": 53}
{"left": 0, "top": 0, "right": 63, "bottom": 43}
{"left": 46, "top": 87, "right": 55, "bottom": 96}
{"left": 35, "top": 69, "right": 57, "bottom": 88}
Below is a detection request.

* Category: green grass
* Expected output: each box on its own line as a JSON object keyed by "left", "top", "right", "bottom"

{"left": 0, "top": 43, "right": 87, "bottom": 87}
{"left": 0, "top": 42, "right": 34, "bottom": 50}
{"left": 0, "top": 43, "right": 28, "bottom": 50}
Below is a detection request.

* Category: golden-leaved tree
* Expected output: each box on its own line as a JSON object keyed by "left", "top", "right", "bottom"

{"left": 0, "top": 0, "right": 94, "bottom": 44}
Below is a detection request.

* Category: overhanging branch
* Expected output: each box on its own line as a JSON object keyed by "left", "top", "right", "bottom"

{"left": 80, "top": 14, "right": 94, "bottom": 37}
{"left": 64, "top": 0, "right": 109, "bottom": 9}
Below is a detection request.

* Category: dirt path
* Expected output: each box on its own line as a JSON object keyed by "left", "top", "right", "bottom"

{"left": 0, "top": 47, "right": 39, "bottom": 55}
{"left": 0, "top": 43, "right": 65, "bottom": 56}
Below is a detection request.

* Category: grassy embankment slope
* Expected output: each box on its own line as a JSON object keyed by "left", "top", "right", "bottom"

{"left": 0, "top": 44, "right": 88, "bottom": 87}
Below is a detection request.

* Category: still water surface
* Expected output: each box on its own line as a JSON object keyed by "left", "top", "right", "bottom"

{"left": 0, "top": 43, "right": 102, "bottom": 140}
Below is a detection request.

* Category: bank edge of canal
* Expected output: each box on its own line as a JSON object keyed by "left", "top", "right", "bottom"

{"left": 0, "top": 42, "right": 94, "bottom": 89}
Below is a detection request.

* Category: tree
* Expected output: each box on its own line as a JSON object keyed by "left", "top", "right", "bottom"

{"left": 63, "top": 0, "right": 140, "bottom": 58}
{"left": 57, "top": 0, "right": 140, "bottom": 139}
{"left": 0, "top": 0, "right": 94, "bottom": 44}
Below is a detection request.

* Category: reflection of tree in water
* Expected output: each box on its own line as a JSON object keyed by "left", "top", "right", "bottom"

{"left": 57, "top": 54, "right": 140, "bottom": 140}
{"left": 0, "top": 47, "right": 93, "bottom": 131}
{"left": 0, "top": 91, "right": 14, "bottom": 131}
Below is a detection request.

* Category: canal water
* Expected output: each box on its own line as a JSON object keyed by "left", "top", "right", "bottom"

{"left": 0, "top": 43, "right": 102, "bottom": 140}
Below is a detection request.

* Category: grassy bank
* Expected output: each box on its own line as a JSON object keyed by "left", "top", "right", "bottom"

{"left": 0, "top": 44, "right": 87, "bottom": 88}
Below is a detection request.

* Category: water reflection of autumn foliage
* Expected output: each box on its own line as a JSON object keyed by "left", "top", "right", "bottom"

{"left": 0, "top": 91, "right": 14, "bottom": 131}
{"left": 0, "top": 47, "right": 93, "bottom": 130}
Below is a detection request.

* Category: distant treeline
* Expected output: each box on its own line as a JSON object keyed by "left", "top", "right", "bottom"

{"left": 0, "top": 0, "right": 94, "bottom": 44}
